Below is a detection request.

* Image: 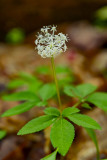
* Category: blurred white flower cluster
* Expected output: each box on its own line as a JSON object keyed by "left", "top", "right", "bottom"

{"left": 35, "top": 25, "right": 68, "bottom": 58}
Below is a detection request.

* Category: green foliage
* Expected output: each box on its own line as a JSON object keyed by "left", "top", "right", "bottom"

{"left": 64, "top": 83, "right": 97, "bottom": 99}
{"left": 76, "top": 84, "right": 97, "bottom": 98}
{"left": 28, "top": 81, "right": 42, "bottom": 93}
{"left": 38, "top": 83, "right": 56, "bottom": 101}
{"left": 36, "top": 101, "right": 48, "bottom": 107}
{"left": 56, "top": 66, "right": 74, "bottom": 86}
{"left": 85, "top": 128, "right": 98, "bottom": 146}
{"left": 7, "top": 72, "right": 42, "bottom": 92}
{"left": 85, "top": 128, "right": 99, "bottom": 159}
{"left": 0, "top": 130, "right": 7, "bottom": 140}
{"left": 2, "top": 65, "right": 106, "bottom": 160}
{"left": 55, "top": 66, "right": 71, "bottom": 74}
{"left": 94, "top": 6, "right": 107, "bottom": 28}
{"left": 44, "top": 107, "right": 60, "bottom": 116}
{"left": 1, "top": 90, "right": 48, "bottom": 117}
{"left": 41, "top": 150, "right": 58, "bottom": 160}
{"left": 19, "top": 72, "right": 37, "bottom": 82}
{"left": 8, "top": 79, "right": 26, "bottom": 89}
{"left": 87, "top": 92, "right": 107, "bottom": 112}
{"left": 64, "top": 85, "right": 80, "bottom": 98}
{"left": 36, "top": 66, "right": 51, "bottom": 75}
{"left": 2, "top": 91, "right": 39, "bottom": 101}
{"left": 67, "top": 114, "right": 101, "bottom": 130}
{"left": 95, "top": 6, "right": 107, "bottom": 21}
{"left": 6, "top": 28, "right": 25, "bottom": 44}
{"left": 19, "top": 72, "right": 43, "bottom": 92}
{"left": 36, "top": 65, "right": 74, "bottom": 86}
{"left": 1, "top": 101, "right": 39, "bottom": 117}
{"left": 81, "top": 103, "right": 92, "bottom": 109}
{"left": 50, "top": 118, "right": 75, "bottom": 156}
{"left": 59, "top": 77, "right": 73, "bottom": 87}
{"left": 18, "top": 115, "right": 57, "bottom": 135}
{"left": 62, "top": 107, "right": 80, "bottom": 117}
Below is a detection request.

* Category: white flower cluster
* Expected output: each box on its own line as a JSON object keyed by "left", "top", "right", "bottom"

{"left": 35, "top": 25, "right": 68, "bottom": 58}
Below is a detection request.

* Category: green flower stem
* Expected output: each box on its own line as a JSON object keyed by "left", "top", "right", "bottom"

{"left": 51, "top": 57, "right": 62, "bottom": 112}
{"left": 96, "top": 145, "right": 100, "bottom": 160}
{"left": 73, "top": 101, "right": 81, "bottom": 108}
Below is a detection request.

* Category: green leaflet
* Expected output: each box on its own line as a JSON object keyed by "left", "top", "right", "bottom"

{"left": 62, "top": 107, "right": 80, "bottom": 117}
{"left": 19, "top": 72, "right": 43, "bottom": 92}
{"left": 36, "top": 66, "right": 50, "bottom": 75}
{"left": 67, "top": 114, "right": 101, "bottom": 130}
{"left": 64, "top": 85, "right": 81, "bottom": 98}
{"left": 81, "top": 103, "right": 92, "bottom": 109}
{"left": 19, "top": 72, "right": 37, "bottom": 82}
{"left": 0, "top": 130, "right": 7, "bottom": 140}
{"left": 56, "top": 66, "right": 74, "bottom": 86}
{"left": 58, "top": 76, "right": 73, "bottom": 86}
{"left": 85, "top": 128, "right": 100, "bottom": 159}
{"left": 28, "top": 80, "right": 42, "bottom": 93}
{"left": 36, "top": 101, "right": 48, "bottom": 107}
{"left": 64, "top": 83, "right": 97, "bottom": 99}
{"left": 41, "top": 150, "right": 57, "bottom": 160}
{"left": 1, "top": 101, "right": 39, "bottom": 117}
{"left": 76, "top": 83, "right": 97, "bottom": 98}
{"left": 50, "top": 118, "right": 75, "bottom": 156}
{"left": 7, "top": 79, "right": 26, "bottom": 89}
{"left": 18, "top": 115, "right": 57, "bottom": 135}
{"left": 86, "top": 92, "right": 107, "bottom": 112}
{"left": 38, "top": 83, "right": 56, "bottom": 101}
{"left": 56, "top": 66, "right": 70, "bottom": 74}
{"left": 7, "top": 76, "right": 42, "bottom": 92}
{"left": 2, "top": 91, "right": 39, "bottom": 101}
{"left": 44, "top": 107, "right": 60, "bottom": 117}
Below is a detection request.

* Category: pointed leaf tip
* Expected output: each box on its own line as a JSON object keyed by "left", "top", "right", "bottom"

{"left": 67, "top": 114, "right": 101, "bottom": 130}
{"left": 40, "top": 150, "right": 57, "bottom": 160}
{"left": 18, "top": 115, "right": 57, "bottom": 135}
{"left": 1, "top": 101, "right": 38, "bottom": 117}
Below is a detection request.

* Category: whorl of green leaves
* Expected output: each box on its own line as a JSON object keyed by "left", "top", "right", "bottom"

{"left": 17, "top": 106, "right": 101, "bottom": 157}
{"left": 1, "top": 69, "right": 107, "bottom": 160}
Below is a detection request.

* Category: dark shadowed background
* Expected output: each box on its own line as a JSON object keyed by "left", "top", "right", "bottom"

{"left": 0, "top": 0, "right": 107, "bottom": 41}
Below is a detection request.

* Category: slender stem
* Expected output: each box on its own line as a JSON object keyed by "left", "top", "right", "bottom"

{"left": 96, "top": 145, "right": 100, "bottom": 160}
{"left": 73, "top": 101, "right": 81, "bottom": 108}
{"left": 51, "top": 57, "right": 62, "bottom": 112}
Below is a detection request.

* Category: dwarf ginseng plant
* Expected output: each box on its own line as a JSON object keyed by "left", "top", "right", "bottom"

{"left": 1, "top": 26, "right": 107, "bottom": 160}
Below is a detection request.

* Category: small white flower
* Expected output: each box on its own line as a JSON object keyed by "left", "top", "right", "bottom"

{"left": 63, "top": 45, "right": 67, "bottom": 52}
{"left": 41, "top": 28, "right": 45, "bottom": 32}
{"left": 35, "top": 25, "right": 68, "bottom": 58}
{"left": 35, "top": 39, "right": 38, "bottom": 45}
{"left": 51, "top": 25, "right": 57, "bottom": 34}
